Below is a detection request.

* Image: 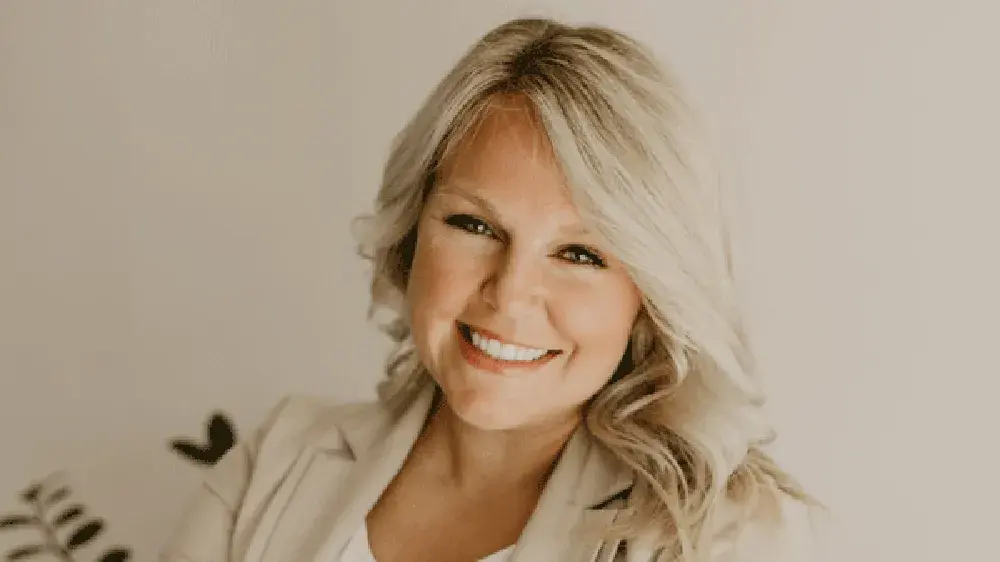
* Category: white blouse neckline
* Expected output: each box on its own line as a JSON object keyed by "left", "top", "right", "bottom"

{"left": 340, "top": 519, "right": 515, "bottom": 562}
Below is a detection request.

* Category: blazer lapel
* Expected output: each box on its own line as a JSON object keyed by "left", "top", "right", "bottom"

{"left": 508, "top": 424, "right": 634, "bottom": 562}
{"left": 244, "top": 381, "right": 636, "bottom": 562}
{"left": 258, "top": 384, "right": 437, "bottom": 562}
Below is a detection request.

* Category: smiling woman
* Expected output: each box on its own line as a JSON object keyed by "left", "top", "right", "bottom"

{"left": 160, "top": 16, "right": 820, "bottom": 562}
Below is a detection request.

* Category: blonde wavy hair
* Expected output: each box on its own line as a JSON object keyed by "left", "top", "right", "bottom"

{"left": 351, "top": 16, "right": 817, "bottom": 560}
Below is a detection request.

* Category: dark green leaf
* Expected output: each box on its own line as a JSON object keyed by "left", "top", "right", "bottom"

{"left": 42, "top": 486, "right": 70, "bottom": 506}
{"left": 52, "top": 505, "right": 84, "bottom": 526}
{"left": 6, "top": 544, "right": 46, "bottom": 560}
{"left": 66, "top": 519, "right": 104, "bottom": 550}
{"left": 19, "top": 484, "right": 42, "bottom": 503}
{"left": 0, "top": 515, "right": 34, "bottom": 529}
{"left": 100, "top": 547, "right": 132, "bottom": 562}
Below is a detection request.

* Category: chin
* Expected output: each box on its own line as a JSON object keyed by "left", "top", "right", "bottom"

{"left": 439, "top": 387, "right": 528, "bottom": 431}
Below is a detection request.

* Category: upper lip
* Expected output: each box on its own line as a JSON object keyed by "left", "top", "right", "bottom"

{"left": 460, "top": 322, "right": 559, "bottom": 353}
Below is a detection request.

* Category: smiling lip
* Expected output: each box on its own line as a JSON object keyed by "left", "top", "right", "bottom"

{"left": 456, "top": 322, "right": 560, "bottom": 375}
{"left": 464, "top": 324, "right": 537, "bottom": 349}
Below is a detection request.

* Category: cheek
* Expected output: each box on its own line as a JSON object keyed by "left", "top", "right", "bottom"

{"left": 557, "top": 280, "right": 639, "bottom": 366}
{"left": 408, "top": 229, "right": 485, "bottom": 323}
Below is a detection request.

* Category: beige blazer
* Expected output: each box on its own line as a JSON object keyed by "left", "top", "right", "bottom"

{"left": 159, "top": 382, "right": 818, "bottom": 562}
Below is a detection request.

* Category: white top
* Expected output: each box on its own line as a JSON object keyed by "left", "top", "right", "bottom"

{"left": 339, "top": 520, "right": 515, "bottom": 562}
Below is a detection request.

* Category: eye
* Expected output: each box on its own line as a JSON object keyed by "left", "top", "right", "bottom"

{"left": 558, "top": 245, "right": 607, "bottom": 268}
{"left": 444, "top": 214, "right": 497, "bottom": 238}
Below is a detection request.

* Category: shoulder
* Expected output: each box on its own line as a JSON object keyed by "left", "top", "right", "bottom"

{"left": 202, "top": 394, "right": 388, "bottom": 510}
{"left": 704, "top": 492, "right": 825, "bottom": 562}
{"left": 249, "top": 393, "right": 386, "bottom": 454}
{"left": 211, "top": 393, "right": 382, "bottom": 479}
{"left": 255, "top": 394, "right": 374, "bottom": 437}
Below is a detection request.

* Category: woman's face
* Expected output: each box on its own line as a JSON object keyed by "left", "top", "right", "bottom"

{"left": 406, "top": 100, "right": 642, "bottom": 432}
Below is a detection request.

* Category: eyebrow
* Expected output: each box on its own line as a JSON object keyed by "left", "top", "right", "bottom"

{"left": 432, "top": 181, "right": 593, "bottom": 237}
{"left": 433, "top": 182, "right": 500, "bottom": 217}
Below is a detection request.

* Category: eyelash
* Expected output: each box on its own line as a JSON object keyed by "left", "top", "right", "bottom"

{"left": 443, "top": 214, "right": 608, "bottom": 269}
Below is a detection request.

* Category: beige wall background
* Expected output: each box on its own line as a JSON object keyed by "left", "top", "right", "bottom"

{"left": 2, "top": 1, "right": 996, "bottom": 560}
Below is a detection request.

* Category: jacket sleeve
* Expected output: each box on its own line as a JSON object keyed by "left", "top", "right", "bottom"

{"left": 159, "top": 396, "right": 293, "bottom": 562}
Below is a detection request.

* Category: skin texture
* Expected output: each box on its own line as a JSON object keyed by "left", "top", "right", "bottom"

{"left": 365, "top": 96, "right": 642, "bottom": 561}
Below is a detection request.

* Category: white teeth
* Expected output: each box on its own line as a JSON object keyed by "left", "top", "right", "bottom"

{"left": 469, "top": 329, "right": 548, "bottom": 362}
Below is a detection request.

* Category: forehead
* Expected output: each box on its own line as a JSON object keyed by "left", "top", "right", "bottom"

{"left": 435, "top": 97, "right": 579, "bottom": 216}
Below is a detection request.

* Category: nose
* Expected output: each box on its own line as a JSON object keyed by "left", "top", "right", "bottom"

{"left": 481, "top": 248, "right": 546, "bottom": 316}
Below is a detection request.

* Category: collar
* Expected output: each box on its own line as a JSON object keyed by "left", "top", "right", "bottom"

{"left": 310, "top": 380, "right": 635, "bottom": 511}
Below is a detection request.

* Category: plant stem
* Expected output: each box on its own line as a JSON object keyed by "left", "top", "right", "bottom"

{"left": 32, "top": 500, "right": 72, "bottom": 562}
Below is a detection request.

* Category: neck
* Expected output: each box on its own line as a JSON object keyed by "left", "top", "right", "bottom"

{"left": 413, "top": 391, "right": 581, "bottom": 494}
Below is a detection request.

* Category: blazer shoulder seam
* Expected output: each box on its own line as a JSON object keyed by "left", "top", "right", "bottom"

{"left": 255, "top": 394, "right": 381, "bottom": 453}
